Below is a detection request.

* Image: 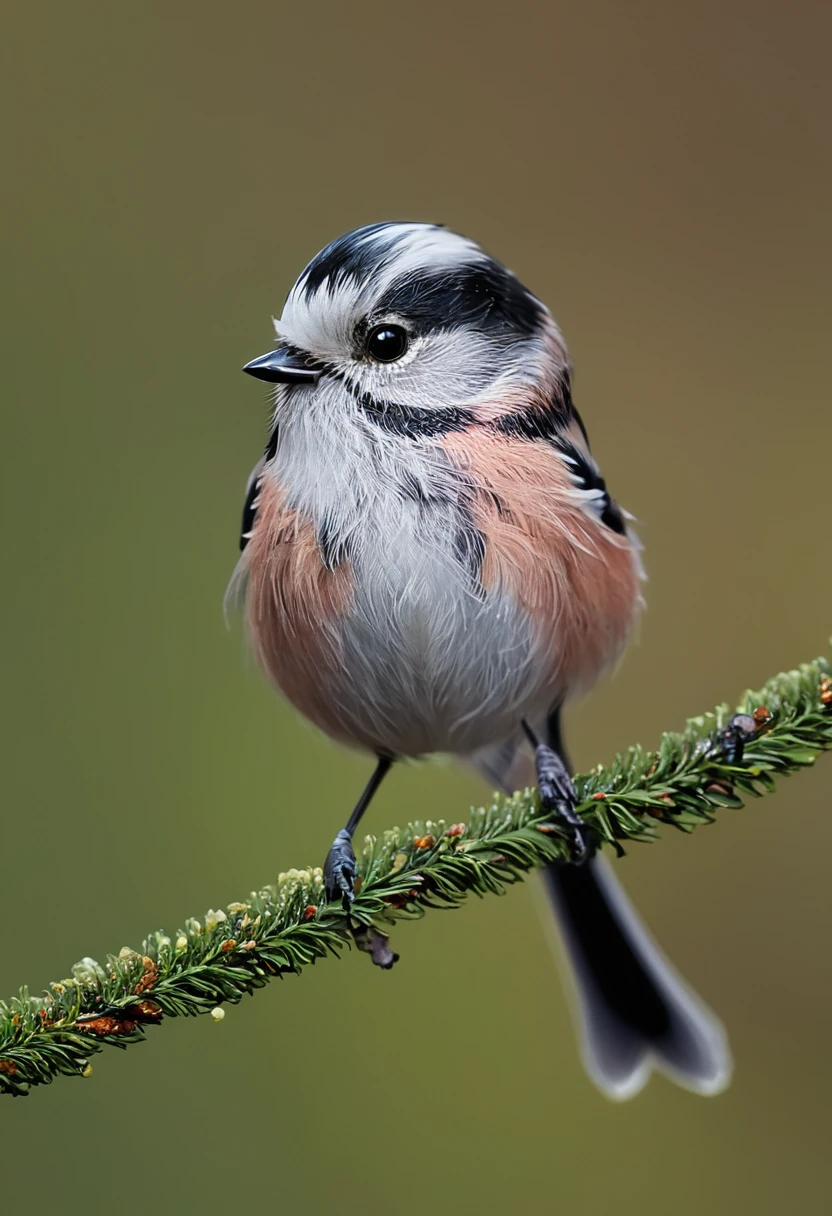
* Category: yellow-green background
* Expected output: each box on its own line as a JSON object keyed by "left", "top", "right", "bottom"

{"left": 2, "top": 2, "right": 830, "bottom": 1212}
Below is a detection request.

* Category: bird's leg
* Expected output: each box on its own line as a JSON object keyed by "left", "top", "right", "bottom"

{"left": 324, "top": 755, "right": 393, "bottom": 907}
{"left": 521, "top": 720, "right": 591, "bottom": 865}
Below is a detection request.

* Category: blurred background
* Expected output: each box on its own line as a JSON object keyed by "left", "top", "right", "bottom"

{"left": 2, "top": 1, "right": 830, "bottom": 1211}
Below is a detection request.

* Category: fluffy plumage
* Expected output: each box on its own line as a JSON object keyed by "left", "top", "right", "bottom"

{"left": 231, "top": 221, "right": 730, "bottom": 1099}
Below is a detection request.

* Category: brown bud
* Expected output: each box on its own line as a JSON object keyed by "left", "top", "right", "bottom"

{"left": 78, "top": 1016, "right": 120, "bottom": 1035}
{"left": 130, "top": 1001, "right": 161, "bottom": 1022}
{"left": 133, "top": 958, "right": 159, "bottom": 994}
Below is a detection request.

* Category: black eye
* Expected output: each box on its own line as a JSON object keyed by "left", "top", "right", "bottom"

{"left": 366, "top": 325, "right": 408, "bottom": 362}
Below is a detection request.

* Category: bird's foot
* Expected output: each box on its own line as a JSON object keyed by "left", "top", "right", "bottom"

{"left": 324, "top": 828, "right": 357, "bottom": 907}
{"left": 353, "top": 923, "right": 399, "bottom": 970}
{"left": 534, "top": 742, "right": 592, "bottom": 865}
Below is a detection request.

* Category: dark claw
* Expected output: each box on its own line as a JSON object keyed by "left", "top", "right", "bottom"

{"left": 353, "top": 924, "right": 400, "bottom": 970}
{"left": 715, "top": 714, "right": 758, "bottom": 765}
{"left": 535, "top": 741, "right": 593, "bottom": 865}
{"left": 324, "top": 828, "right": 357, "bottom": 906}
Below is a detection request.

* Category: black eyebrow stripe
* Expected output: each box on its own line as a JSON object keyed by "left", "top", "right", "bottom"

{"left": 295, "top": 223, "right": 406, "bottom": 297}
{"left": 374, "top": 261, "right": 544, "bottom": 339}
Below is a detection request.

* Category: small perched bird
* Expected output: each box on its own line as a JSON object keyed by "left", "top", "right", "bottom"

{"left": 230, "top": 221, "right": 731, "bottom": 1099}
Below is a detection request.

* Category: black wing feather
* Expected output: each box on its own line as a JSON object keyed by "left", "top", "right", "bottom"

{"left": 239, "top": 426, "right": 279, "bottom": 552}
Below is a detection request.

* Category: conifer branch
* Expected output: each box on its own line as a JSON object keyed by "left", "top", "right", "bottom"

{"left": 2, "top": 655, "right": 831, "bottom": 1097}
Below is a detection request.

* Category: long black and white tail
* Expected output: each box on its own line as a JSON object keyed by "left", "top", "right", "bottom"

{"left": 472, "top": 718, "right": 732, "bottom": 1100}
{"left": 543, "top": 854, "right": 731, "bottom": 1098}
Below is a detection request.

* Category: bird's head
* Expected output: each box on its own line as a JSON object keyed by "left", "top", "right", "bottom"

{"left": 243, "top": 222, "right": 568, "bottom": 430}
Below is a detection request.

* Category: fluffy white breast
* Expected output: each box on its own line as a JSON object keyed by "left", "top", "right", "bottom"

{"left": 266, "top": 399, "right": 555, "bottom": 756}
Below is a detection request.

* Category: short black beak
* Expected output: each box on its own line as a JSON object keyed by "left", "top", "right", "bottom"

{"left": 242, "top": 347, "right": 322, "bottom": 384}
